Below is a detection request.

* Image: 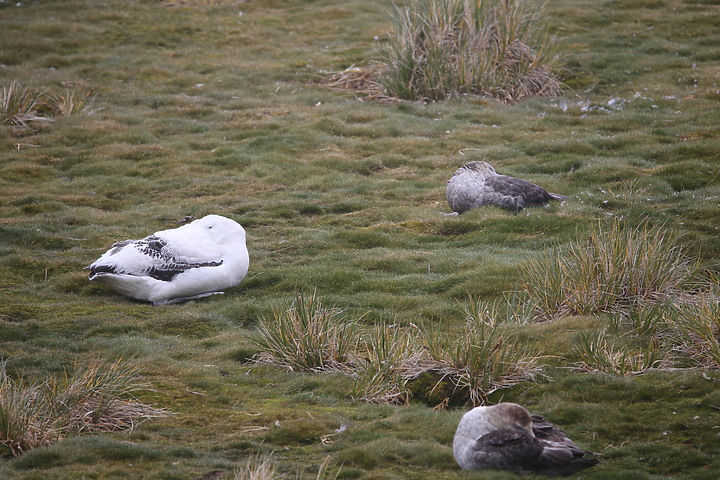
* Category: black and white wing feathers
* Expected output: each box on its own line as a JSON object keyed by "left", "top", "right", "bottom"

{"left": 88, "top": 233, "right": 223, "bottom": 282}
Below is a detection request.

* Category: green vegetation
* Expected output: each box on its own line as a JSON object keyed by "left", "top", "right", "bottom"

{"left": 233, "top": 454, "right": 278, "bottom": 480}
{"left": 252, "top": 293, "right": 537, "bottom": 407}
{"left": 418, "top": 298, "right": 541, "bottom": 406}
{"left": 521, "top": 219, "right": 698, "bottom": 319}
{"left": 252, "top": 292, "right": 359, "bottom": 373}
{"left": 0, "top": 81, "right": 95, "bottom": 128}
{"left": 379, "top": 0, "right": 561, "bottom": 102}
{"left": 673, "top": 291, "right": 720, "bottom": 368}
{"left": 0, "top": 81, "right": 49, "bottom": 128}
{"left": 1, "top": 0, "right": 720, "bottom": 478}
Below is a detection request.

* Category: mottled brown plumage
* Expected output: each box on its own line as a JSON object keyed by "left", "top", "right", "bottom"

{"left": 446, "top": 161, "right": 567, "bottom": 213}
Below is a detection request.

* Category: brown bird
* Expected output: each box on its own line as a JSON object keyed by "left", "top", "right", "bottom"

{"left": 446, "top": 161, "right": 567, "bottom": 213}
{"left": 453, "top": 403, "right": 599, "bottom": 476}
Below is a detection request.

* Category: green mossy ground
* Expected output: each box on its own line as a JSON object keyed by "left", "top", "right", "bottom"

{"left": 1, "top": 0, "right": 719, "bottom": 478}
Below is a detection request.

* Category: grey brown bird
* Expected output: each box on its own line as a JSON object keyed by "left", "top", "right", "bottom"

{"left": 446, "top": 161, "right": 567, "bottom": 213}
{"left": 453, "top": 403, "right": 599, "bottom": 477}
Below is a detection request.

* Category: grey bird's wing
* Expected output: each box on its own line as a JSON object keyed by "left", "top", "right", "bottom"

{"left": 484, "top": 175, "right": 554, "bottom": 210}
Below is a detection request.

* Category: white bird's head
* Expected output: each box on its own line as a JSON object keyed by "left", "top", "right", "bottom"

{"left": 193, "top": 215, "right": 246, "bottom": 247}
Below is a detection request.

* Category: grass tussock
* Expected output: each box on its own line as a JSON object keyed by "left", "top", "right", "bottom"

{"left": 322, "top": 64, "right": 393, "bottom": 102}
{"left": 377, "top": 0, "right": 562, "bottom": 102}
{"left": 672, "top": 293, "right": 720, "bottom": 368}
{"left": 575, "top": 285, "right": 720, "bottom": 374}
{"left": 521, "top": 220, "right": 698, "bottom": 320}
{"left": 45, "top": 85, "right": 97, "bottom": 116}
{"left": 348, "top": 311, "right": 540, "bottom": 406}
{"left": 419, "top": 297, "right": 541, "bottom": 405}
{"left": 0, "top": 81, "right": 96, "bottom": 130}
{"left": 233, "top": 454, "right": 339, "bottom": 480}
{"left": 0, "top": 359, "right": 171, "bottom": 457}
{"left": 251, "top": 294, "right": 539, "bottom": 406}
{"left": 233, "top": 454, "right": 277, "bottom": 480}
{"left": 349, "top": 323, "right": 425, "bottom": 405}
{"left": 0, "top": 372, "right": 57, "bottom": 457}
{"left": 574, "top": 330, "right": 670, "bottom": 376}
{"left": 251, "top": 292, "right": 359, "bottom": 373}
{"left": 0, "top": 81, "right": 51, "bottom": 128}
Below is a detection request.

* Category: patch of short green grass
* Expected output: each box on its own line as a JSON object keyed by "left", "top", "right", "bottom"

{"left": 2, "top": 0, "right": 720, "bottom": 478}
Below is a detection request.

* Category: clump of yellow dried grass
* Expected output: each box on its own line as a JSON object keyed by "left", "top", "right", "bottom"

{"left": 251, "top": 291, "right": 359, "bottom": 373}
{"left": 1, "top": 81, "right": 96, "bottom": 129}
{"left": 322, "top": 63, "right": 395, "bottom": 102}
{"left": 0, "top": 358, "right": 171, "bottom": 457}
{"left": 0, "top": 81, "right": 50, "bottom": 128}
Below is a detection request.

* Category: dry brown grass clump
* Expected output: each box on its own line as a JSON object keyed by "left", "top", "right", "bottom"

{"left": 349, "top": 323, "right": 426, "bottom": 405}
{"left": 572, "top": 277, "right": 720, "bottom": 375}
{"left": 574, "top": 330, "right": 671, "bottom": 376}
{"left": 252, "top": 293, "right": 539, "bottom": 406}
{"left": 672, "top": 292, "right": 720, "bottom": 368}
{"left": 349, "top": 314, "right": 540, "bottom": 406}
{"left": 321, "top": 64, "right": 396, "bottom": 102}
{"left": 233, "top": 454, "right": 278, "bottom": 480}
{"left": 45, "top": 85, "right": 98, "bottom": 117}
{"left": 0, "top": 81, "right": 50, "bottom": 128}
{"left": 419, "top": 300, "right": 541, "bottom": 406}
{"left": 327, "top": 0, "right": 562, "bottom": 103}
{"left": 348, "top": 301, "right": 540, "bottom": 406}
{"left": 0, "top": 359, "right": 171, "bottom": 457}
{"left": 1, "top": 81, "right": 96, "bottom": 130}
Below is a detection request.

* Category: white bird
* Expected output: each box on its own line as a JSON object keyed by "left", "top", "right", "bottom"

{"left": 453, "top": 403, "right": 598, "bottom": 476}
{"left": 446, "top": 161, "right": 568, "bottom": 213}
{"left": 87, "top": 215, "right": 249, "bottom": 306}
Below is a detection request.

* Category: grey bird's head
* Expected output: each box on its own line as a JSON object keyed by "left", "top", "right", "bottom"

{"left": 459, "top": 161, "right": 497, "bottom": 179}
{"left": 488, "top": 403, "right": 534, "bottom": 436}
